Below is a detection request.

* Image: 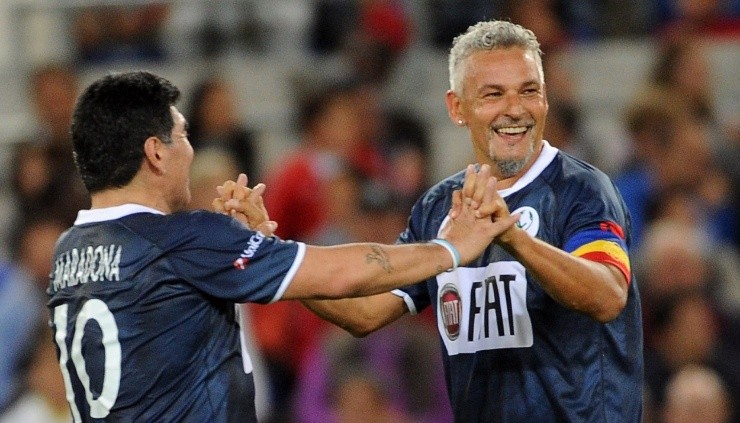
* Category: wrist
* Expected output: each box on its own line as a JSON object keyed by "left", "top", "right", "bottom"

{"left": 430, "top": 239, "right": 460, "bottom": 271}
{"left": 498, "top": 226, "right": 528, "bottom": 252}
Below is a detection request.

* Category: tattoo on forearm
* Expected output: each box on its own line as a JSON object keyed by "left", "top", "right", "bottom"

{"left": 366, "top": 245, "right": 394, "bottom": 273}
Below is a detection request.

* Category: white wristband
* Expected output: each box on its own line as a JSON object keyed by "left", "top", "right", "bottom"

{"left": 430, "top": 239, "right": 460, "bottom": 271}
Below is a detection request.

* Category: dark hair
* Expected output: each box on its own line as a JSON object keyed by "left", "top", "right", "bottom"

{"left": 71, "top": 70, "right": 180, "bottom": 193}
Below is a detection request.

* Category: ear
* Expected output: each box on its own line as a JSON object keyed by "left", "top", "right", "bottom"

{"left": 542, "top": 82, "right": 549, "bottom": 112}
{"left": 445, "top": 89, "right": 465, "bottom": 127}
{"left": 143, "top": 136, "right": 166, "bottom": 175}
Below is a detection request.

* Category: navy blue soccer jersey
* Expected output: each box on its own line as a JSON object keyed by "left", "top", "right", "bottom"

{"left": 394, "top": 142, "right": 643, "bottom": 422}
{"left": 47, "top": 204, "right": 306, "bottom": 422}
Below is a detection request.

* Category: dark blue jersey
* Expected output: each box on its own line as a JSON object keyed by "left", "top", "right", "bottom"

{"left": 47, "top": 205, "right": 305, "bottom": 422}
{"left": 395, "top": 142, "right": 643, "bottom": 422}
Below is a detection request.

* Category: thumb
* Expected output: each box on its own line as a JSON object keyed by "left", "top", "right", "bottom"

{"left": 491, "top": 213, "right": 521, "bottom": 236}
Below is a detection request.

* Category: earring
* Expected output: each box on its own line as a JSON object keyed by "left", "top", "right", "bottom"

{"left": 457, "top": 119, "right": 464, "bottom": 126}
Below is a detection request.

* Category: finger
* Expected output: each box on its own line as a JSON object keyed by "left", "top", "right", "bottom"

{"left": 225, "top": 195, "right": 267, "bottom": 227}
{"left": 461, "top": 164, "right": 476, "bottom": 201}
{"left": 248, "top": 183, "right": 266, "bottom": 204}
{"left": 237, "top": 173, "right": 248, "bottom": 187}
{"left": 470, "top": 164, "right": 492, "bottom": 209}
{"left": 224, "top": 198, "right": 245, "bottom": 213}
{"left": 249, "top": 183, "right": 268, "bottom": 214}
{"left": 449, "top": 189, "right": 463, "bottom": 219}
{"left": 475, "top": 176, "right": 499, "bottom": 218}
{"left": 255, "top": 221, "right": 278, "bottom": 237}
{"left": 212, "top": 198, "right": 227, "bottom": 214}
{"left": 220, "top": 180, "right": 237, "bottom": 200}
{"left": 232, "top": 184, "right": 250, "bottom": 201}
{"left": 491, "top": 213, "right": 521, "bottom": 237}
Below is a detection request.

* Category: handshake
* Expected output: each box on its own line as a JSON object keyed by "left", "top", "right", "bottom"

{"left": 211, "top": 164, "right": 521, "bottom": 269}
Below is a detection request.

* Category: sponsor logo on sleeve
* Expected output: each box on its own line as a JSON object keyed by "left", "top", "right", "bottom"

{"left": 232, "top": 232, "right": 265, "bottom": 270}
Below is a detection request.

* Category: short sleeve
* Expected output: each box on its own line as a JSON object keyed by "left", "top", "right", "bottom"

{"left": 560, "top": 173, "right": 632, "bottom": 284}
{"left": 165, "top": 212, "right": 305, "bottom": 303}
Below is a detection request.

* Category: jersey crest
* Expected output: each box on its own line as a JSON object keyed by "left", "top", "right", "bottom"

{"left": 512, "top": 206, "right": 540, "bottom": 237}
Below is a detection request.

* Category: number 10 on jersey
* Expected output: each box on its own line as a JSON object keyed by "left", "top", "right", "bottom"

{"left": 53, "top": 300, "right": 122, "bottom": 421}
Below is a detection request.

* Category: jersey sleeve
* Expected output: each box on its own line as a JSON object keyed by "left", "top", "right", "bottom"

{"left": 560, "top": 172, "right": 632, "bottom": 284}
{"left": 166, "top": 212, "right": 305, "bottom": 304}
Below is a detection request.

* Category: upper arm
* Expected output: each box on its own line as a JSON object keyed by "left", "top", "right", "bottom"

{"left": 560, "top": 170, "right": 633, "bottom": 285}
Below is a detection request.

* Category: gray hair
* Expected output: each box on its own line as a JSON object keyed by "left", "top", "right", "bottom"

{"left": 448, "top": 20, "right": 543, "bottom": 93}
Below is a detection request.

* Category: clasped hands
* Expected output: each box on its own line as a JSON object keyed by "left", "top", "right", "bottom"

{"left": 212, "top": 173, "right": 278, "bottom": 236}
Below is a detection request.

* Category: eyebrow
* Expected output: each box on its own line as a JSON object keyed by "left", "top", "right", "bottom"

{"left": 479, "top": 79, "right": 541, "bottom": 91}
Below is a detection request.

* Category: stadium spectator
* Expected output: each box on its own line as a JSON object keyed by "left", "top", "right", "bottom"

{"left": 70, "top": 4, "right": 170, "bottom": 65}
{"left": 614, "top": 89, "right": 735, "bottom": 248}
{"left": 185, "top": 76, "right": 261, "bottom": 181}
{"left": 292, "top": 319, "right": 452, "bottom": 423}
{"left": 662, "top": 365, "right": 733, "bottom": 423}
{"left": 0, "top": 326, "right": 71, "bottom": 423}
{"left": 0, "top": 260, "right": 39, "bottom": 414}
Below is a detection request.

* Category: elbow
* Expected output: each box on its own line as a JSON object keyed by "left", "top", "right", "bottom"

{"left": 591, "top": 290, "right": 628, "bottom": 323}
{"left": 344, "top": 324, "right": 374, "bottom": 338}
{"left": 589, "top": 265, "right": 630, "bottom": 323}
{"left": 338, "top": 319, "right": 380, "bottom": 338}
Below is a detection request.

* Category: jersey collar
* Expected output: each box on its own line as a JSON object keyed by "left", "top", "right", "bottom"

{"left": 74, "top": 204, "right": 165, "bottom": 225}
{"left": 498, "top": 140, "right": 558, "bottom": 199}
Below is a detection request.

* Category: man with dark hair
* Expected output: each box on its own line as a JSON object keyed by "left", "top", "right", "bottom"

{"left": 48, "top": 70, "right": 516, "bottom": 422}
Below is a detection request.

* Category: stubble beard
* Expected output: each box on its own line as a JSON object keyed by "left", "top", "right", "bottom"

{"left": 487, "top": 131, "right": 536, "bottom": 179}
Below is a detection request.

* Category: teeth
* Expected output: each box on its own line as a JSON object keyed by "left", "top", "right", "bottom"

{"left": 496, "top": 127, "right": 527, "bottom": 135}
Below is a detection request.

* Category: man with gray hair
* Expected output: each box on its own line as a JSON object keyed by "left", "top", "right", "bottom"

{"left": 228, "top": 19, "right": 643, "bottom": 421}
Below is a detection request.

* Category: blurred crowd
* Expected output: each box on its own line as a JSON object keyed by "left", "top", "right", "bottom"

{"left": 0, "top": 1, "right": 738, "bottom": 422}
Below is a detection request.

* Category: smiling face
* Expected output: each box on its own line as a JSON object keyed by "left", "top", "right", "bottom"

{"left": 448, "top": 47, "right": 548, "bottom": 183}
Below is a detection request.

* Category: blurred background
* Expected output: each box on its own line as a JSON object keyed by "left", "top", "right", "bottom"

{"left": 0, "top": 1, "right": 737, "bottom": 423}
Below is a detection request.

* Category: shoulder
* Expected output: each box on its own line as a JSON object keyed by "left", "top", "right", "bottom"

{"left": 547, "top": 152, "right": 621, "bottom": 200}
{"left": 419, "top": 169, "right": 466, "bottom": 207}
{"left": 120, "top": 210, "right": 245, "bottom": 244}
{"left": 554, "top": 152, "right": 611, "bottom": 184}
{"left": 122, "top": 209, "right": 231, "bottom": 227}
{"left": 405, "top": 169, "right": 465, "bottom": 236}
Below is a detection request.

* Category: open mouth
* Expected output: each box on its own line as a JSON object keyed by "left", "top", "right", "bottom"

{"left": 496, "top": 126, "right": 529, "bottom": 135}
{"left": 493, "top": 125, "right": 532, "bottom": 144}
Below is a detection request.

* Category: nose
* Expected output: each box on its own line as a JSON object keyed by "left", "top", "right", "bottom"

{"left": 503, "top": 92, "right": 525, "bottom": 117}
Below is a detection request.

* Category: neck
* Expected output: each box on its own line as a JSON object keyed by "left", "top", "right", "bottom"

{"left": 479, "top": 141, "right": 545, "bottom": 190}
{"left": 90, "top": 185, "right": 171, "bottom": 214}
{"left": 493, "top": 174, "right": 521, "bottom": 190}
